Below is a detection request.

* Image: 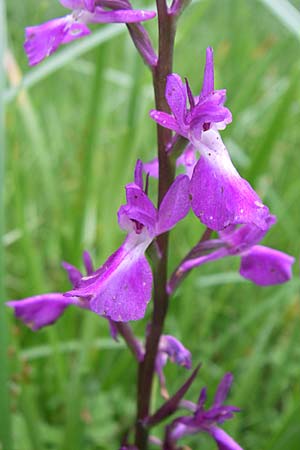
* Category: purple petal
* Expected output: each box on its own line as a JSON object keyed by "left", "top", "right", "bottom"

{"left": 24, "top": 17, "right": 90, "bottom": 66}
{"left": 6, "top": 293, "right": 83, "bottom": 331}
{"left": 159, "top": 335, "right": 192, "bottom": 369}
{"left": 118, "top": 183, "right": 157, "bottom": 235}
{"left": 91, "top": 8, "right": 156, "bottom": 23}
{"left": 66, "top": 241, "right": 153, "bottom": 322}
{"left": 197, "top": 387, "right": 207, "bottom": 409}
{"left": 62, "top": 261, "right": 83, "bottom": 287}
{"left": 134, "top": 159, "right": 144, "bottom": 189}
{"left": 213, "top": 373, "right": 234, "bottom": 407}
{"left": 143, "top": 158, "right": 159, "bottom": 179}
{"left": 209, "top": 426, "right": 243, "bottom": 450}
{"left": 201, "top": 47, "right": 214, "bottom": 97}
{"left": 150, "top": 110, "right": 185, "bottom": 136}
{"left": 83, "top": 250, "right": 94, "bottom": 275}
{"left": 90, "top": 253, "right": 152, "bottom": 321}
{"left": 190, "top": 92, "right": 232, "bottom": 135}
{"left": 59, "top": 0, "right": 87, "bottom": 9}
{"left": 165, "top": 74, "right": 187, "bottom": 126}
{"left": 156, "top": 175, "right": 190, "bottom": 235}
{"left": 240, "top": 245, "right": 294, "bottom": 286}
{"left": 190, "top": 130, "right": 270, "bottom": 231}
{"left": 220, "top": 216, "right": 276, "bottom": 255}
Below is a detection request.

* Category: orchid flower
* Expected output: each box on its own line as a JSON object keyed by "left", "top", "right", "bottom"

{"left": 168, "top": 215, "right": 295, "bottom": 293}
{"left": 24, "top": 0, "right": 156, "bottom": 65}
{"left": 65, "top": 161, "right": 190, "bottom": 321}
{"left": 156, "top": 334, "right": 192, "bottom": 396}
{"left": 150, "top": 47, "right": 270, "bottom": 231}
{"left": 165, "top": 373, "right": 242, "bottom": 450}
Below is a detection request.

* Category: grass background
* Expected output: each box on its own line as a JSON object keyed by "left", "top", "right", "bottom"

{"left": 2, "top": 0, "right": 300, "bottom": 448}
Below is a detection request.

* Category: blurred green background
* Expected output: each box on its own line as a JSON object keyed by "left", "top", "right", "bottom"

{"left": 2, "top": 0, "right": 300, "bottom": 448}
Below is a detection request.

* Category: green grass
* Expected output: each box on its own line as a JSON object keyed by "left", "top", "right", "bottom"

{"left": 3, "top": 0, "right": 300, "bottom": 448}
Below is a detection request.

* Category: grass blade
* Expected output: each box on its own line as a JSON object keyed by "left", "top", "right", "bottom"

{"left": 260, "top": 0, "right": 300, "bottom": 40}
{"left": 0, "top": 1, "right": 12, "bottom": 448}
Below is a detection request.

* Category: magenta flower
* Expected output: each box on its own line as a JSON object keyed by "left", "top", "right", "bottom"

{"left": 165, "top": 373, "right": 242, "bottom": 450}
{"left": 150, "top": 47, "right": 232, "bottom": 141}
{"left": 189, "top": 128, "right": 270, "bottom": 230}
{"left": 156, "top": 335, "right": 192, "bottom": 395}
{"left": 150, "top": 47, "right": 270, "bottom": 231}
{"left": 6, "top": 251, "right": 94, "bottom": 330}
{"left": 24, "top": 0, "right": 156, "bottom": 65}
{"left": 168, "top": 215, "right": 294, "bottom": 293}
{"left": 65, "top": 161, "right": 190, "bottom": 322}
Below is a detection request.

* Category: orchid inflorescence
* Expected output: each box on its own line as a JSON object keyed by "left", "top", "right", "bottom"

{"left": 7, "top": 1, "right": 295, "bottom": 449}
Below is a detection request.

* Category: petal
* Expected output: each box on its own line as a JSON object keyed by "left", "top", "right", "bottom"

{"left": 59, "top": 0, "right": 85, "bottom": 9}
{"left": 165, "top": 74, "right": 187, "bottom": 126}
{"left": 159, "top": 335, "right": 192, "bottom": 369}
{"left": 213, "top": 373, "right": 233, "bottom": 407}
{"left": 219, "top": 216, "right": 276, "bottom": 254}
{"left": 190, "top": 130, "right": 270, "bottom": 231}
{"left": 190, "top": 92, "right": 232, "bottom": 137}
{"left": 90, "top": 252, "right": 153, "bottom": 321}
{"left": 83, "top": 250, "right": 94, "bottom": 275}
{"left": 240, "top": 245, "right": 294, "bottom": 286}
{"left": 201, "top": 47, "right": 214, "bottom": 97}
{"left": 66, "top": 241, "right": 153, "bottom": 321}
{"left": 118, "top": 183, "right": 157, "bottom": 234}
{"left": 84, "top": 0, "right": 96, "bottom": 11}
{"left": 209, "top": 426, "right": 243, "bottom": 450}
{"left": 6, "top": 293, "right": 82, "bottom": 331}
{"left": 134, "top": 159, "right": 144, "bottom": 189}
{"left": 156, "top": 175, "right": 190, "bottom": 235}
{"left": 24, "top": 17, "right": 90, "bottom": 66}
{"left": 62, "top": 261, "right": 83, "bottom": 287}
{"left": 150, "top": 110, "right": 185, "bottom": 136}
{"left": 91, "top": 8, "right": 156, "bottom": 23}
{"left": 61, "top": 21, "right": 91, "bottom": 44}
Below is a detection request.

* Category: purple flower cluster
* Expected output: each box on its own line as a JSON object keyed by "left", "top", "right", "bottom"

{"left": 8, "top": 48, "right": 294, "bottom": 328}
{"left": 165, "top": 373, "right": 242, "bottom": 450}
{"left": 8, "top": 162, "right": 190, "bottom": 325}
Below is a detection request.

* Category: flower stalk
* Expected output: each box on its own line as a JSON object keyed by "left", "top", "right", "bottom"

{"left": 135, "top": 1, "right": 177, "bottom": 448}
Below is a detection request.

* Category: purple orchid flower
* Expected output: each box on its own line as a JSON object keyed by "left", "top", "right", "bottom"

{"left": 24, "top": 0, "right": 156, "bottom": 66}
{"left": 165, "top": 373, "right": 243, "bottom": 450}
{"left": 168, "top": 215, "right": 294, "bottom": 293}
{"left": 156, "top": 335, "right": 192, "bottom": 396}
{"left": 150, "top": 47, "right": 270, "bottom": 231}
{"left": 150, "top": 47, "right": 232, "bottom": 141}
{"left": 65, "top": 161, "right": 190, "bottom": 322}
{"left": 6, "top": 251, "right": 94, "bottom": 330}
